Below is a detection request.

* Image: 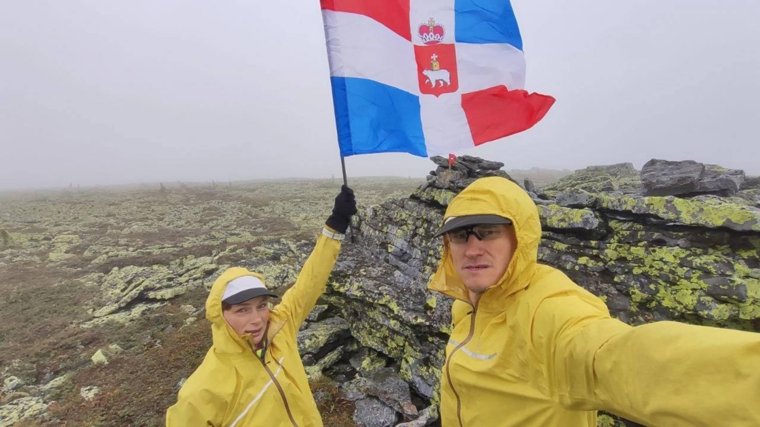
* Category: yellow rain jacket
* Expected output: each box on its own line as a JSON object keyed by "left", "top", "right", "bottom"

{"left": 166, "top": 233, "right": 341, "bottom": 427}
{"left": 428, "top": 177, "right": 760, "bottom": 426}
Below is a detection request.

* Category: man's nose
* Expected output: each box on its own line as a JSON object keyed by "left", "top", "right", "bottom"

{"left": 463, "top": 235, "right": 485, "bottom": 255}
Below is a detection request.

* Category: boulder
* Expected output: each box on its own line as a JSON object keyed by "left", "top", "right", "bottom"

{"left": 353, "top": 398, "right": 398, "bottom": 427}
{"left": 641, "top": 159, "right": 745, "bottom": 196}
{"left": 80, "top": 386, "right": 101, "bottom": 401}
{"left": 0, "top": 396, "right": 47, "bottom": 425}
{"left": 91, "top": 349, "right": 108, "bottom": 365}
{"left": 341, "top": 368, "right": 418, "bottom": 418}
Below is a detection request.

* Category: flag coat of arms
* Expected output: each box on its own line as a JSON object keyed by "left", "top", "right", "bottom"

{"left": 321, "top": 0, "right": 555, "bottom": 158}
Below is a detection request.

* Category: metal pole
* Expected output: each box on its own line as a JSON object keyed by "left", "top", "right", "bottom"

{"left": 339, "top": 155, "right": 355, "bottom": 242}
{"left": 340, "top": 156, "right": 348, "bottom": 187}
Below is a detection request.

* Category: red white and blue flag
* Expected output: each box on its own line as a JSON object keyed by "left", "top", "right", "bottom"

{"left": 321, "top": 0, "right": 555, "bottom": 157}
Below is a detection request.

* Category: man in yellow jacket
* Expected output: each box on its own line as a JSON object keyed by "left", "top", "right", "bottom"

{"left": 166, "top": 186, "right": 356, "bottom": 427}
{"left": 428, "top": 176, "right": 760, "bottom": 426}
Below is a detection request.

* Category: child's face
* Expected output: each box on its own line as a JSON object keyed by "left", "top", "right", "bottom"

{"left": 223, "top": 296, "right": 271, "bottom": 346}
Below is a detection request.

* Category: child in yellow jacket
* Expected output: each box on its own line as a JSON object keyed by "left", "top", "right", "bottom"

{"left": 166, "top": 186, "right": 356, "bottom": 427}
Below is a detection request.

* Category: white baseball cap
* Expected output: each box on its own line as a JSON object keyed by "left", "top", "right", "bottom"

{"left": 222, "top": 275, "right": 278, "bottom": 305}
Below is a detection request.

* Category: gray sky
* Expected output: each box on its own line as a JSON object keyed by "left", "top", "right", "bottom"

{"left": 2, "top": 1, "right": 759, "bottom": 190}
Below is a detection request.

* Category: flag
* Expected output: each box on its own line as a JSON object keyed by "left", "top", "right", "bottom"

{"left": 321, "top": 0, "right": 555, "bottom": 158}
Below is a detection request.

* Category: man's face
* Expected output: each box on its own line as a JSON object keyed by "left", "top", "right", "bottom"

{"left": 222, "top": 296, "right": 271, "bottom": 346}
{"left": 447, "top": 224, "right": 517, "bottom": 296}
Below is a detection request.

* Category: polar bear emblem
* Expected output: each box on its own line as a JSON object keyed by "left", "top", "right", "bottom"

{"left": 422, "top": 69, "right": 451, "bottom": 87}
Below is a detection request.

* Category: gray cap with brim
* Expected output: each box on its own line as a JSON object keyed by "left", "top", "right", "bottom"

{"left": 223, "top": 288, "right": 279, "bottom": 305}
{"left": 222, "top": 275, "right": 279, "bottom": 305}
{"left": 435, "top": 214, "right": 512, "bottom": 236}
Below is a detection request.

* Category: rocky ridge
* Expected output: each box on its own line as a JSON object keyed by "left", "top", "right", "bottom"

{"left": 322, "top": 157, "right": 760, "bottom": 425}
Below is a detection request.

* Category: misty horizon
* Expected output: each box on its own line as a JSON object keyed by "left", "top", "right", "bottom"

{"left": 2, "top": 1, "right": 759, "bottom": 191}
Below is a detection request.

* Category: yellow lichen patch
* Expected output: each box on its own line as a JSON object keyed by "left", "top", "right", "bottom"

{"left": 599, "top": 193, "right": 760, "bottom": 231}
{"left": 425, "top": 294, "right": 437, "bottom": 310}
{"left": 538, "top": 204, "right": 601, "bottom": 230}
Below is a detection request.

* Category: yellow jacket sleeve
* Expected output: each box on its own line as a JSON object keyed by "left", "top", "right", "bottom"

{"left": 277, "top": 232, "right": 340, "bottom": 329}
{"left": 165, "top": 386, "right": 226, "bottom": 427}
{"left": 594, "top": 321, "right": 760, "bottom": 425}
{"left": 533, "top": 293, "right": 760, "bottom": 426}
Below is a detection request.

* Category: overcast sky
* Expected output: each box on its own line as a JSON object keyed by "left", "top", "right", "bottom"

{"left": 2, "top": 1, "right": 759, "bottom": 190}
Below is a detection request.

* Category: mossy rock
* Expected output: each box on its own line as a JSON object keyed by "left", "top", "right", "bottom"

{"left": 541, "top": 163, "right": 642, "bottom": 195}
{"left": 538, "top": 204, "right": 607, "bottom": 238}
{"left": 597, "top": 194, "right": 760, "bottom": 232}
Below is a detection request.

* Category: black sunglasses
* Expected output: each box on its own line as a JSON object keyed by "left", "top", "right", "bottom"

{"left": 445, "top": 224, "right": 507, "bottom": 244}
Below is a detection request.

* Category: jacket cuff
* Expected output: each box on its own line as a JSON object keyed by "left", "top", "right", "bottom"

{"left": 321, "top": 226, "right": 345, "bottom": 241}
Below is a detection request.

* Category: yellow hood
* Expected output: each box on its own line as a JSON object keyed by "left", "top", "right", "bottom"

{"left": 428, "top": 176, "right": 542, "bottom": 305}
{"left": 205, "top": 267, "right": 268, "bottom": 354}
{"left": 427, "top": 178, "right": 760, "bottom": 427}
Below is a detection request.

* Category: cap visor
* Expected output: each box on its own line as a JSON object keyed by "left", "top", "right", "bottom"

{"left": 223, "top": 288, "right": 278, "bottom": 305}
{"left": 435, "top": 214, "right": 511, "bottom": 236}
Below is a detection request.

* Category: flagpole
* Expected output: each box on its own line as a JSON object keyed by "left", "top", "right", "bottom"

{"left": 339, "top": 155, "right": 355, "bottom": 242}
{"left": 340, "top": 155, "right": 348, "bottom": 187}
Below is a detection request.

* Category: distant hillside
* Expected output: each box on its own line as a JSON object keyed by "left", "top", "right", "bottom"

{"left": 506, "top": 167, "right": 573, "bottom": 188}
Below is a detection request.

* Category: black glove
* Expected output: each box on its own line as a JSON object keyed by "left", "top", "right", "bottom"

{"left": 325, "top": 185, "right": 357, "bottom": 233}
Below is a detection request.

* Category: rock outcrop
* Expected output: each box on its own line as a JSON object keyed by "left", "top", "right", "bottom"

{"left": 641, "top": 159, "right": 746, "bottom": 197}
{"left": 323, "top": 157, "right": 760, "bottom": 425}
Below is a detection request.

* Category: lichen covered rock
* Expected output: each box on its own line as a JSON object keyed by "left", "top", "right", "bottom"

{"left": 541, "top": 163, "right": 642, "bottom": 195}
{"left": 327, "top": 156, "right": 760, "bottom": 426}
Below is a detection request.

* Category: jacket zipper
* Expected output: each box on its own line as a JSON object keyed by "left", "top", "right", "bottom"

{"left": 257, "top": 349, "right": 299, "bottom": 427}
{"left": 445, "top": 307, "right": 478, "bottom": 427}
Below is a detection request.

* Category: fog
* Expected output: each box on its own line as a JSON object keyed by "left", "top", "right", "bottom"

{"left": 2, "top": 0, "right": 759, "bottom": 190}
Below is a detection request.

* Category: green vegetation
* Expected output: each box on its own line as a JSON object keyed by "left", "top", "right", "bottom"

{"left": 0, "top": 178, "right": 419, "bottom": 426}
